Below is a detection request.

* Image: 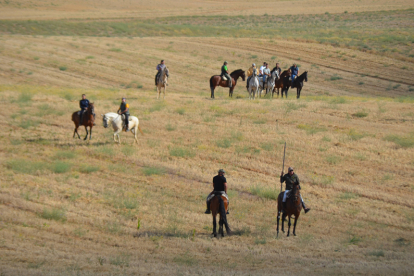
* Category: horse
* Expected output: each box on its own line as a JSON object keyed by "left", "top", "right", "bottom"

{"left": 101, "top": 112, "right": 143, "bottom": 144}
{"left": 247, "top": 69, "right": 259, "bottom": 100}
{"left": 156, "top": 67, "right": 169, "bottom": 99}
{"left": 272, "top": 70, "right": 291, "bottom": 98}
{"left": 209, "top": 69, "right": 245, "bottom": 98}
{"left": 276, "top": 182, "right": 302, "bottom": 237}
{"left": 282, "top": 71, "right": 308, "bottom": 99}
{"left": 71, "top": 102, "right": 95, "bottom": 141}
{"left": 210, "top": 193, "right": 231, "bottom": 237}
{"left": 258, "top": 70, "right": 278, "bottom": 97}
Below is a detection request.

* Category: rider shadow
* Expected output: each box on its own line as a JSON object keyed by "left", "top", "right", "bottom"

{"left": 133, "top": 230, "right": 209, "bottom": 239}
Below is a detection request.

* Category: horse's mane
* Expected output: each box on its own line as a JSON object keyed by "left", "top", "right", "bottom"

{"left": 230, "top": 69, "right": 244, "bottom": 75}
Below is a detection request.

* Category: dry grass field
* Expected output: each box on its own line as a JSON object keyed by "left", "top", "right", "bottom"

{"left": 1, "top": 1, "right": 414, "bottom": 275}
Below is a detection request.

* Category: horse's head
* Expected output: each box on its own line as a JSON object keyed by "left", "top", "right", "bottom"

{"left": 88, "top": 102, "right": 95, "bottom": 114}
{"left": 101, "top": 114, "right": 109, "bottom": 128}
{"left": 241, "top": 70, "right": 246, "bottom": 81}
{"left": 231, "top": 69, "right": 245, "bottom": 81}
{"left": 163, "top": 67, "right": 169, "bottom": 78}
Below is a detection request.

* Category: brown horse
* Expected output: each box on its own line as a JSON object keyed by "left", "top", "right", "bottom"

{"left": 71, "top": 103, "right": 95, "bottom": 140}
{"left": 209, "top": 69, "right": 245, "bottom": 98}
{"left": 210, "top": 193, "right": 231, "bottom": 237}
{"left": 277, "top": 183, "right": 302, "bottom": 237}
{"left": 272, "top": 70, "right": 291, "bottom": 98}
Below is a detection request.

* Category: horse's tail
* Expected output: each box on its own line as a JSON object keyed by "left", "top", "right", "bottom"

{"left": 209, "top": 76, "right": 214, "bottom": 89}
{"left": 218, "top": 196, "right": 231, "bottom": 234}
{"left": 138, "top": 124, "right": 144, "bottom": 135}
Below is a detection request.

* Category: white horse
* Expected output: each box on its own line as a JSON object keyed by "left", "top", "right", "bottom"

{"left": 101, "top": 112, "right": 143, "bottom": 144}
{"left": 258, "top": 70, "right": 279, "bottom": 97}
{"left": 247, "top": 70, "right": 259, "bottom": 100}
{"left": 156, "top": 67, "right": 169, "bottom": 99}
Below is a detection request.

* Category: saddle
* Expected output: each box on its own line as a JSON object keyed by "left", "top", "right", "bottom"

{"left": 222, "top": 75, "right": 228, "bottom": 81}
{"left": 121, "top": 114, "right": 133, "bottom": 121}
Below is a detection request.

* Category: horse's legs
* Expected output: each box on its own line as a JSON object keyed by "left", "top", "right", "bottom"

{"left": 84, "top": 126, "right": 88, "bottom": 140}
{"left": 132, "top": 127, "right": 138, "bottom": 144}
{"left": 293, "top": 215, "right": 299, "bottom": 236}
{"left": 281, "top": 214, "right": 285, "bottom": 233}
{"left": 277, "top": 211, "right": 280, "bottom": 237}
{"left": 287, "top": 216, "right": 292, "bottom": 237}
{"left": 212, "top": 215, "right": 217, "bottom": 237}
{"left": 210, "top": 87, "right": 215, "bottom": 99}
{"left": 297, "top": 87, "right": 301, "bottom": 99}
{"left": 89, "top": 126, "right": 92, "bottom": 140}
{"left": 163, "top": 86, "right": 166, "bottom": 100}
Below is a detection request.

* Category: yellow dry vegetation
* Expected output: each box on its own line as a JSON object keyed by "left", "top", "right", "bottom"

{"left": 0, "top": 1, "right": 414, "bottom": 275}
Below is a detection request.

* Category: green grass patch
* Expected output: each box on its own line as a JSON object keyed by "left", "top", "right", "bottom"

{"left": 169, "top": 147, "right": 195, "bottom": 158}
{"left": 250, "top": 185, "right": 278, "bottom": 200}
{"left": 142, "top": 166, "right": 166, "bottom": 176}
{"left": 54, "top": 150, "right": 76, "bottom": 160}
{"left": 53, "top": 161, "right": 71, "bottom": 174}
{"left": 125, "top": 80, "right": 143, "bottom": 89}
{"left": 6, "top": 159, "right": 49, "bottom": 174}
{"left": 329, "top": 97, "right": 348, "bottom": 104}
{"left": 149, "top": 102, "right": 166, "bottom": 112}
{"left": 216, "top": 139, "right": 232, "bottom": 148}
{"left": 109, "top": 48, "right": 122, "bottom": 52}
{"left": 79, "top": 165, "right": 100, "bottom": 174}
{"left": 59, "top": 66, "right": 67, "bottom": 71}
{"left": 310, "top": 174, "right": 335, "bottom": 187}
{"left": 19, "top": 119, "right": 40, "bottom": 129}
{"left": 40, "top": 208, "right": 67, "bottom": 222}
{"left": 338, "top": 192, "right": 359, "bottom": 200}
{"left": 348, "top": 129, "right": 366, "bottom": 140}
{"left": 15, "top": 92, "right": 33, "bottom": 104}
{"left": 166, "top": 123, "right": 176, "bottom": 131}
{"left": 175, "top": 108, "right": 186, "bottom": 115}
{"left": 297, "top": 124, "right": 327, "bottom": 135}
{"left": 383, "top": 134, "right": 414, "bottom": 148}
{"left": 326, "top": 154, "right": 341, "bottom": 165}
{"left": 328, "top": 74, "right": 342, "bottom": 81}
{"left": 259, "top": 142, "right": 274, "bottom": 151}
{"left": 173, "top": 252, "right": 198, "bottom": 266}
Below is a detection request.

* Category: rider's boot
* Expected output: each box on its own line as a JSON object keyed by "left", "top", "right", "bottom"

{"left": 302, "top": 202, "right": 311, "bottom": 213}
{"left": 205, "top": 201, "right": 211, "bottom": 214}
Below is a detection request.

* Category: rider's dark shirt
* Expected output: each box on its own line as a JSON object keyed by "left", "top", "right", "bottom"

{"left": 213, "top": 175, "right": 227, "bottom": 192}
{"left": 271, "top": 67, "right": 281, "bottom": 75}
{"left": 80, "top": 99, "right": 89, "bottom": 110}
{"left": 120, "top": 102, "right": 130, "bottom": 115}
{"left": 280, "top": 173, "right": 300, "bottom": 191}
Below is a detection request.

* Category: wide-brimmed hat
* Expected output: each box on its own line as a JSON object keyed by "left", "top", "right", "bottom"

{"left": 218, "top": 169, "right": 226, "bottom": 174}
{"left": 288, "top": 167, "right": 294, "bottom": 171}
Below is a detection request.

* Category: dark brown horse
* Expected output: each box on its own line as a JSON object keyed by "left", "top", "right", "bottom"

{"left": 209, "top": 69, "right": 245, "bottom": 98}
{"left": 210, "top": 193, "right": 231, "bottom": 237}
{"left": 71, "top": 103, "right": 95, "bottom": 140}
{"left": 272, "top": 70, "right": 291, "bottom": 98}
{"left": 277, "top": 183, "right": 302, "bottom": 237}
{"left": 282, "top": 71, "right": 308, "bottom": 99}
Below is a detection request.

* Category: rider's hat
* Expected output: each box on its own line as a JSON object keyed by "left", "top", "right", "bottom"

{"left": 224, "top": 61, "right": 228, "bottom": 64}
{"left": 288, "top": 167, "right": 294, "bottom": 171}
{"left": 252, "top": 63, "right": 256, "bottom": 66}
{"left": 218, "top": 169, "right": 226, "bottom": 174}
{"left": 122, "top": 97, "right": 126, "bottom": 100}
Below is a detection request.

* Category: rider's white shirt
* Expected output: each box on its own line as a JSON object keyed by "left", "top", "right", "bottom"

{"left": 259, "top": 65, "right": 266, "bottom": 75}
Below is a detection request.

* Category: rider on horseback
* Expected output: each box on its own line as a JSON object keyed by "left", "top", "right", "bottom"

{"left": 271, "top": 62, "right": 282, "bottom": 77}
{"left": 246, "top": 63, "right": 259, "bottom": 89}
{"left": 290, "top": 63, "right": 299, "bottom": 88}
{"left": 155, "top": 60, "right": 165, "bottom": 85}
{"left": 205, "top": 169, "right": 229, "bottom": 214}
{"left": 220, "top": 61, "right": 232, "bottom": 88}
{"left": 79, "top": 94, "right": 89, "bottom": 125}
{"left": 280, "top": 167, "right": 310, "bottom": 214}
{"left": 262, "top": 63, "right": 271, "bottom": 89}
{"left": 117, "top": 97, "right": 130, "bottom": 132}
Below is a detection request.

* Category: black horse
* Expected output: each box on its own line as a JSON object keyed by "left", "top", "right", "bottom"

{"left": 282, "top": 71, "right": 308, "bottom": 99}
{"left": 209, "top": 69, "right": 246, "bottom": 98}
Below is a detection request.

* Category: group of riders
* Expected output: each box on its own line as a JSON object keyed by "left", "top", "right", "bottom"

{"left": 205, "top": 167, "right": 310, "bottom": 216}
{"left": 78, "top": 59, "right": 310, "bottom": 221}
{"left": 220, "top": 60, "right": 300, "bottom": 90}
{"left": 79, "top": 60, "right": 168, "bottom": 132}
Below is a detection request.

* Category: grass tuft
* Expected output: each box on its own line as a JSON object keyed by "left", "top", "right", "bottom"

{"left": 142, "top": 166, "right": 166, "bottom": 176}
{"left": 40, "top": 208, "right": 67, "bottom": 222}
{"left": 169, "top": 147, "right": 195, "bottom": 158}
{"left": 250, "top": 185, "right": 278, "bottom": 200}
{"left": 383, "top": 134, "right": 414, "bottom": 148}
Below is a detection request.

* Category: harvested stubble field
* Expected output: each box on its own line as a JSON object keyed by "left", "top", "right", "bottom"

{"left": 1, "top": 1, "right": 414, "bottom": 275}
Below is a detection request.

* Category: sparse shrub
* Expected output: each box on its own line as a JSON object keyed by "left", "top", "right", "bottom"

{"left": 173, "top": 252, "right": 198, "bottom": 266}
{"left": 19, "top": 119, "right": 39, "bottom": 129}
{"left": 310, "top": 174, "right": 334, "bottom": 187}
{"left": 142, "top": 166, "right": 166, "bottom": 176}
{"left": 232, "top": 226, "right": 251, "bottom": 236}
{"left": 383, "top": 134, "right": 414, "bottom": 148}
{"left": 79, "top": 166, "right": 100, "bottom": 173}
{"left": 33, "top": 56, "right": 39, "bottom": 60}
{"left": 368, "top": 250, "right": 384, "bottom": 257}
{"left": 329, "top": 97, "right": 347, "bottom": 104}
{"left": 109, "top": 48, "right": 122, "bottom": 52}
{"left": 166, "top": 123, "right": 176, "bottom": 131}
{"left": 326, "top": 154, "right": 341, "bottom": 165}
{"left": 348, "top": 235, "right": 362, "bottom": 245}
{"left": 105, "top": 221, "right": 121, "bottom": 234}
{"left": 355, "top": 153, "right": 366, "bottom": 161}
{"left": 121, "top": 145, "right": 135, "bottom": 156}
{"left": 260, "top": 142, "right": 273, "bottom": 151}
{"left": 231, "top": 131, "right": 244, "bottom": 141}
{"left": 253, "top": 119, "right": 266, "bottom": 124}
{"left": 255, "top": 238, "right": 266, "bottom": 245}
{"left": 169, "top": 147, "right": 195, "bottom": 158}
{"left": 353, "top": 111, "right": 368, "bottom": 118}
{"left": 59, "top": 66, "right": 67, "bottom": 71}
{"left": 40, "top": 208, "right": 67, "bottom": 222}
{"left": 322, "top": 136, "right": 331, "bottom": 142}
{"left": 348, "top": 129, "right": 366, "bottom": 140}
{"left": 175, "top": 108, "right": 185, "bottom": 115}
{"left": 95, "top": 146, "right": 114, "bottom": 156}
{"left": 125, "top": 81, "right": 143, "bottom": 89}
{"left": 329, "top": 75, "right": 342, "bottom": 81}
{"left": 338, "top": 192, "right": 359, "bottom": 200}
{"left": 110, "top": 253, "right": 130, "bottom": 267}
{"left": 16, "top": 93, "right": 33, "bottom": 104}
{"left": 216, "top": 139, "right": 231, "bottom": 148}
{"left": 149, "top": 102, "right": 166, "bottom": 112}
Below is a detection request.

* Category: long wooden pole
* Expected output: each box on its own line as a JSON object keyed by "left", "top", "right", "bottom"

{"left": 280, "top": 142, "right": 286, "bottom": 193}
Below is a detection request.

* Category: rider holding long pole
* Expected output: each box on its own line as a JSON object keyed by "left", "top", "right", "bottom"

{"left": 280, "top": 167, "right": 311, "bottom": 214}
